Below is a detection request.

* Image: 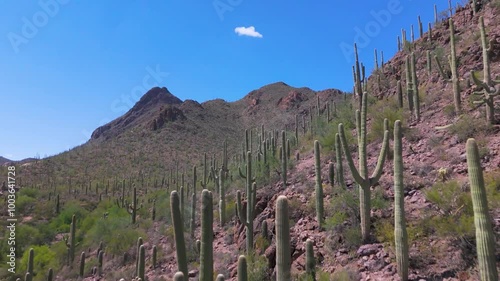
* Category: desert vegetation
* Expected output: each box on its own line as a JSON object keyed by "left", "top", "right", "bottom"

{"left": 1, "top": 1, "right": 499, "bottom": 280}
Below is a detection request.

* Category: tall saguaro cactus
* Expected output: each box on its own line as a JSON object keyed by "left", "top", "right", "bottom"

{"left": 470, "top": 16, "right": 500, "bottom": 125}
{"left": 64, "top": 214, "right": 77, "bottom": 265}
{"left": 200, "top": 189, "right": 214, "bottom": 281}
{"left": 276, "top": 195, "right": 291, "bottom": 281}
{"left": 238, "top": 151, "right": 257, "bottom": 253}
{"left": 218, "top": 168, "right": 226, "bottom": 226}
{"left": 466, "top": 139, "right": 498, "bottom": 281}
{"left": 170, "top": 191, "right": 188, "bottom": 278}
{"left": 410, "top": 52, "right": 420, "bottom": 122}
{"left": 393, "top": 120, "right": 408, "bottom": 281}
{"left": 335, "top": 133, "right": 346, "bottom": 189}
{"left": 26, "top": 248, "right": 34, "bottom": 281}
{"left": 338, "top": 91, "right": 389, "bottom": 242}
{"left": 435, "top": 18, "right": 461, "bottom": 113}
{"left": 281, "top": 130, "right": 287, "bottom": 186}
{"left": 127, "top": 187, "right": 142, "bottom": 224}
{"left": 314, "top": 140, "right": 324, "bottom": 227}
{"left": 137, "top": 245, "right": 145, "bottom": 281}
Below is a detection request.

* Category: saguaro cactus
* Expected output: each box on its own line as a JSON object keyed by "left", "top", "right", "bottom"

{"left": 394, "top": 120, "right": 408, "bottom": 281}
{"left": 276, "top": 195, "right": 291, "bottom": 281}
{"left": 470, "top": 16, "right": 500, "bottom": 125}
{"left": 435, "top": 18, "right": 461, "bottom": 113}
{"left": 466, "top": 139, "right": 498, "bottom": 281}
{"left": 338, "top": 91, "right": 389, "bottom": 242}
{"left": 200, "top": 189, "right": 214, "bottom": 281}
{"left": 281, "top": 130, "right": 287, "bottom": 186}
{"left": 97, "top": 250, "right": 104, "bottom": 276}
{"left": 305, "top": 239, "right": 316, "bottom": 281}
{"left": 218, "top": 168, "right": 226, "bottom": 226}
{"left": 173, "top": 272, "right": 185, "bottom": 281}
{"left": 79, "top": 252, "right": 85, "bottom": 277}
{"left": 314, "top": 140, "right": 324, "bottom": 227}
{"left": 128, "top": 187, "right": 142, "bottom": 224}
{"left": 170, "top": 191, "right": 188, "bottom": 278}
{"left": 47, "top": 268, "right": 53, "bottom": 281}
{"left": 335, "top": 133, "right": 346, "bottom": 189}
{"left": 237, "top": 255, "right": 248, "bottom": 281}
{"left": 137, "top": 245, "right": 145, "bottom": 281}
{"left": 410, "top": 52, "right": 420, "bottom": 121}
{"left": 238, "top": 151, "right": 257, "bottom": 253}
{"left": 64, "top": 214, "right": 77, "bottom": 265}
{"left": 26, "top": 248, "right": 34, "bottom": 281}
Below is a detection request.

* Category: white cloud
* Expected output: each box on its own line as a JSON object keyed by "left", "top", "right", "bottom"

{"left": 234, "top": 26, "right": 263, "bottom": 38}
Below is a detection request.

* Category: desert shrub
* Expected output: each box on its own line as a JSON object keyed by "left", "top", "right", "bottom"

{"left": 484, "top": 171, "right": 500, "bottom": 209}
{"left": 255, "top": 234, "right": 270, "bottom": 253}
{"left": 448, "top": 116, "right": 492, "bottom": 142}
{"left": 424, "top": 180, "right": 475, "bottom": 238}
{"left": 331, "top": 267, "right": 360, "bottom": 280}
{"left": 18, "top": 245, "right": 58, "bottom": 281}
{"left": 84, "top": 205, "right": 147, "bottom": 256}
{"left": 443, "top": 104, "right": 456, "bottom": 117}
{"left": 368, "top": 97, "right": 404, "bottom": 142}
{"left": 15, "top": 195, "right": 36, "bottom": 214}
{"left": 425, "top": 180, "right": 471, "bottom": 215}
{"left": 49, "top": 201, "right": 89, "bottom": 233}
{"left": 247, "top": 253, "right": 270, "bottom": 281}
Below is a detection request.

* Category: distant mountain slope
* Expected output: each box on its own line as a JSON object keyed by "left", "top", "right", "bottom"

{"left": 20, "top": 82, "right": 345, "bottom": 181}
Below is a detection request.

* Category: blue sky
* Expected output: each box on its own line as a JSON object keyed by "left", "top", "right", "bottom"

{"left": 0, "top": 0, "right": 459, "bottom": 160}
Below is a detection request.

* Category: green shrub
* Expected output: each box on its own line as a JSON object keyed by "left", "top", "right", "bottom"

{"left": 368, "top": 97, "right": 404, "bottom": 142}
{"left": 449, "top": 116, "right": 492, "bottom": 142}
{"left": 247, "top": 253, "right": 270, "bottom": 281}
{"left": 18, "top": 245, "right": 58, "bottom": 281}
{"left": 425, "top": 180, "right": 472, "bottom": 215}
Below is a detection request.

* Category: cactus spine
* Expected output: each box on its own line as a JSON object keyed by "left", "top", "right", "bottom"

{"left": 338, "top": 91, "right": 389, "bottom": 242}
{"left": 466, "top": 139, "right": 498, "bottom": 281}
{"left": 276, "top": 195, "right": 291, "bottom": 281}
{"left": 435, "top": 18, "right": 461, "bottom": 113}
{"left": 394, "top": 120, "right": 408, "bottom": 281}
{"left": 199, "top": 189, "right": 213, "bottom": 281}
{"left": 237, "top": 255, "right": 248, "bottom": 281}
{"left": 314, "top": 140, "right": 324, "bottom": 227}
{"left": 170, "top": 191, "right": 188, "bottom": 278}
{"left": 470, "top": 16, "right": 500, "bottom": 124}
